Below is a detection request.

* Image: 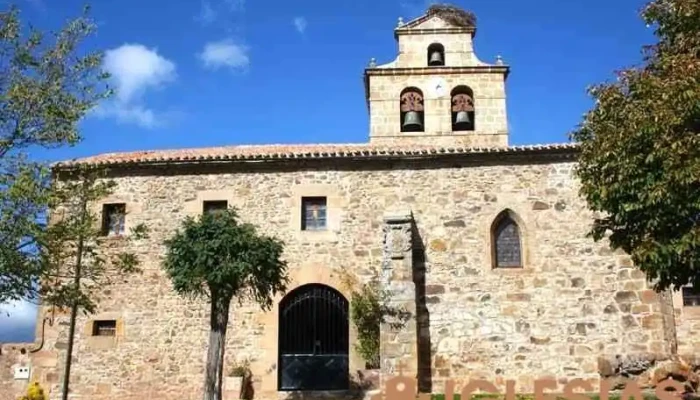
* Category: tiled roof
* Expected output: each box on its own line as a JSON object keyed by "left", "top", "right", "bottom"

{"left": 53, "top": 142, "right": 580, "bottom": 169}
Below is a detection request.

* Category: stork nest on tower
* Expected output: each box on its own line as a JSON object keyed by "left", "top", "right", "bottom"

{"left": 426, "top": 3, "right": 477, "bottom": 28}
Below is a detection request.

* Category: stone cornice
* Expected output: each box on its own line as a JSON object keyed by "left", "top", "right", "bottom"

{"left": 364, "top": 65, "right": 509, "bottom": 77}
{"left": 394, "top": 27, "right": 476, "bottom": 40}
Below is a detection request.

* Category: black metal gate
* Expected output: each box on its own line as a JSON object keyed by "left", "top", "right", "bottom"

{"left": 278, "top": 284, "right": 349, "bottom": 391}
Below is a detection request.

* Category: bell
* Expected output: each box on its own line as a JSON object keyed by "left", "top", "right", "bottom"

{"left": 454, "top": 110, "right": 471, "bottom": 128}
{"left": 402, "top": 111, "right": 422, "bottom": 131}
{"left": 429, "top": 50, "right": 443, "bottom": 66}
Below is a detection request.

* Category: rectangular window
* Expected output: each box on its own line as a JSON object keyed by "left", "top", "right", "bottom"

{"left": 301, "top": 197, "right": 327, "bottom": 231}
{"left": 682, "top": 286, "right": 700, "bottom": 307}
{"left": 203, "top": 200, "right": 228, "bottom": 215}
{"left": 101, "top": 203, "right": 126, "bottom": 236}
{"left": 92, "top": 320, "right": 117, "bottom": 336}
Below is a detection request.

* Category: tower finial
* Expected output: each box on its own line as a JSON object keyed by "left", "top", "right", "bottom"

{"left": 495, "top": 54, "right": 504, "bottom": 65}
{"left": 397, "top": 17, "right": 404, "bottom": 27}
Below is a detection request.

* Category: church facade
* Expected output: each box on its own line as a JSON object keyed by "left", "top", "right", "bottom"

{"left": 4, "top": 5, "right": 700, "bottom": 400}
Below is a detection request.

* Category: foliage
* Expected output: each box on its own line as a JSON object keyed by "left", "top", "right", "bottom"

{"left": 18, "top": 382, "right": 47, "bottom": 400}
{"left": 346, "top": 269, "right": 412, "bottom": 370}
{"left": 0, "top": 3, "right": 112, "bottom": 304}
{"left": 426, "top": 4, "right": 476, "bottom": 28}
{"left": 350, "top": 276, "right": 383, "bottom": 369}
{"left": 570, "top": 0, "right": 700, "bottom": 291}
{"left": 41, "top": 165, "right": 149, "bottom": 314}
{"left": 43, "top": 165, "right": 148, "bottom": 400}
{"left": 228, "top": 358, "right": 251, "bottom": 378}
{"left": 161, "top": 207, "right": 289, "bottom": 400}
{"left": 161, "top": 207, "right": 289, "bottom": 306}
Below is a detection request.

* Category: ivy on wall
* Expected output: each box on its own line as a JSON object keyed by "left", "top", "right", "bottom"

{"left": 342, "top": 270, "right": 412, "bottom": 370}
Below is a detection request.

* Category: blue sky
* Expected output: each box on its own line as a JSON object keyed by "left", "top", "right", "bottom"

{"left": 0, "top": 0, "right": 654, "bottom": 341}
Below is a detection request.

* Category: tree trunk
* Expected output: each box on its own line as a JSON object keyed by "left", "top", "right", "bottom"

{"left": 61, "top": 180, "right": 88, "bottom": 400}
{"left": 203, "top": 291, "right": 231, "bottom": 400}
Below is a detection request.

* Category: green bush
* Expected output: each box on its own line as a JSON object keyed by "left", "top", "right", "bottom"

{"left": 350, "top": 277, "right": 382, "bottom": 369}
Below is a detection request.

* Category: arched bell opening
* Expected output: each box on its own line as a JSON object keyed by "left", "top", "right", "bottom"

{"left": 400, "top": 87, "right": 424, "bottom": 133}
{"left": 277, "top": 283, "right": 349, "bottom": 391}
{"left": 427, "top": 43, "right": 445, "bottom": 66}
{"left": 451, "top": 85, "right": 475, "bottom": 131}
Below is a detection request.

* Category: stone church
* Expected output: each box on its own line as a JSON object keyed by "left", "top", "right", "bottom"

{"left": 2, "top": 4, "right": 699, "bottom": 400}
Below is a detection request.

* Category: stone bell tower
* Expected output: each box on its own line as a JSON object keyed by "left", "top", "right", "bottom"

{"left": 363, "top": 5, "right": 510, "bottom": 147}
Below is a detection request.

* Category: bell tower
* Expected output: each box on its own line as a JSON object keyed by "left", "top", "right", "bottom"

{"left": 363, "top": 4, "right": 510, "bottom": 147}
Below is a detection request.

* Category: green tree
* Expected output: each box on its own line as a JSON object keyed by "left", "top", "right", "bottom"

{"left": 570, "top": 0, "right": 700, "bottom": 291}
{"left": 161, "top": 207, "right": 289, "bottom": 400}
{"left": 44, "top": 165, "right": 148, "bottom": 400}
{"left": 0, "top": 3, "right": 112, "bottom": 304}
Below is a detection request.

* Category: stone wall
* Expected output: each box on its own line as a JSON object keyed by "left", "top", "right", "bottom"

{"left": 366, "top": 14, "right": 508, "bottom": 147}
{"left": 366, "top": 72, "right": 508, "bottom": 146}
{"left": 1, "top": 343, "right": 33, "bottom": 399}
{"left": 20, "top": 153, "right": 699, "bottom": 400}
{"left": 671, "top": 290, "right": 700, "bottom": 356}
{"left": 394, "top": 15, "right": 482, "bottom": 68}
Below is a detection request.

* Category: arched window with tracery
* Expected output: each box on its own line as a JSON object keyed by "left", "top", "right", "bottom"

{"left": 400, "top": 87, "right": 424, "bottom": 132}
{"left": 491, "top": 210, "right": 523, "bottom": 268}
{"left": 451, "top": 85, "right": 474, "bottom": 131}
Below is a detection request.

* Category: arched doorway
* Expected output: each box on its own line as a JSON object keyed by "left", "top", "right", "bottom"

{"left": 278, "top": 283, "right": 349, "bottom": 391}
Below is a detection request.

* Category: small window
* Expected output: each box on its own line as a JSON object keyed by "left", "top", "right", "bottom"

{"left": 101, "top": 203, "right": 126, "bottom": 236}
{"left": 301, "top": 197, "right": 327, "bottom": 231}
{"left": 491, "top": 210, "right": 523, "bottom": 268}
{"left": 203, "top": 200, "right": 228, "bottom": 215}
{"left": 92, "top": 320, "right": 116, "bottom": 336}
{"left": 682, "top": 287, "right": 700, "bottom": 307}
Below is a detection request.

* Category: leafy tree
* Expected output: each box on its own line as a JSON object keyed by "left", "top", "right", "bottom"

{"left": 162, "top": 207, "right": 289, "bottom": 400}
{"left": 570, "top": 0, "right": 699, "bottom": 291}
{"left": 45, "top": 165, "right": 148, "bottom": 400}
{"left": 0, "top": 4, "right": 112, "bottom": 304}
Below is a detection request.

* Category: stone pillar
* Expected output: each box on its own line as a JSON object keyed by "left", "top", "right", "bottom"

{"left": 379, "top": 211, "right": 417, "bottom": 390}
{"left": 658, "top": 288, "right": 678, "bottom": 355}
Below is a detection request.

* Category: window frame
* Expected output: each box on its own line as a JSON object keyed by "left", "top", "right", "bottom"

{"left": 301, "top": 196, "right": 328, "bottom": 231}
{"left": 491, "top": 211, "right": 523, "bottom": 269}
{"left": 202, "top": 200, "right": 229, "bottom": 215}
{"left": 101, "top": 203, "right": 126, "bottom": 237}
{"left": 682, "top": 286, "right": 700, "bottom": 307}
{"left": 92, "top": 320, "right": 117, "bottom": 337}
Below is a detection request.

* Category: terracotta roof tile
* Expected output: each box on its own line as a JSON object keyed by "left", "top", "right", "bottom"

{"left": 53, "top": 142, "right": 579, "bottom": 168}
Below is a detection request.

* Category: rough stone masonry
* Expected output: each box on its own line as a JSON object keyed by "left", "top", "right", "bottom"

{"left": 1, "top": 4, "right": 699, "bottom": 400}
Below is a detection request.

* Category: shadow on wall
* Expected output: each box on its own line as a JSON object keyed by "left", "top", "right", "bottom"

{"left": 411, "top": 221, "right": 433, "bottom": 393}
{"left": 412, "top": 221, "right": 432, "bottom": 394}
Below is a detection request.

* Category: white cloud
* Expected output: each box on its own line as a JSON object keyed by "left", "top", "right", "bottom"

{"left": 104, "top": 44, "right": 176, "bottom": 103}
{"left": 93, "top": 103, "right": 162, "bottom": 129}
{"left": 0, "top": 299, "right": 37, "bottom": 342}
{"left": 198, "top": 39, "right": 249, "bottom": 71}
{"left": 95, "top": 44, "right": 177, "bottom": 128}
{"left": 195, "top": 1, "right": 217, "bottom": 25}
{"left": 293, "top": 17, "right": 307, "bottom": 34}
